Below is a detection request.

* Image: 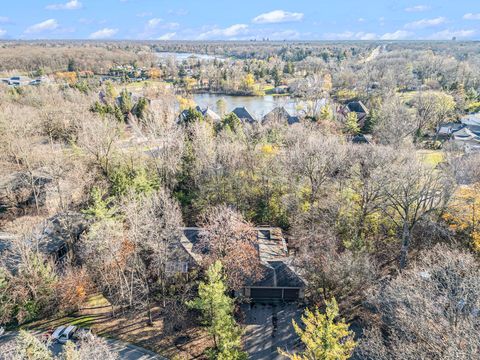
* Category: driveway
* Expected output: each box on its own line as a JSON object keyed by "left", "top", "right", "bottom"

{"left": 0, "top": 331, "right": 165, "bottom": 360}
{"left": 242, "top": 303, "right": 303, "bottom": 360}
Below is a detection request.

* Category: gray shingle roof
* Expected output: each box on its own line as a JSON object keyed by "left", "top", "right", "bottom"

{"left": 249, "top": 261, "right": 305, "bottom": 288}
{"left": 232, "top": 107, "right": 256, "bottom": 123}
{"left": 262, "top": 107, "right": 299, "bottom": 125}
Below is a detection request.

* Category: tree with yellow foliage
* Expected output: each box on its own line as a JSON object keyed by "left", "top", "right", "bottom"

{"left": 279, "top": 298, "right": 356, "bottom": 360}
{"left": 344, "top": 112, "right": 360, "bottom": 135}
{"left": 443, "top": 184, "right": 480, "bottom": 252}
{"left": 242, "top": 73, "right": 255, "bottom": 92}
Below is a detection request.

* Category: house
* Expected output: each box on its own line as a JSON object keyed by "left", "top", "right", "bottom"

{"left": 232, "top": 107, "right": 257, "bottom": 124}
{"left": 195, "top": 106, "right": 221, "bottom": 122}
{"left": 0, "top": 212, "right": 87, "bottom": 272}
{"left": 262, "top": 107, "right": 299, "bottom": 126}
{"left": 272, "top": 85, "right": 289, "bottom": 94}
{"left": 346, "top": 101, "right": 369, "bottom": 128}
{"left": 460, "top": 113, "right": 480, "bottom": 126}
{"left": 436, "top": 122, "right": 480, "bottom": 153}
{"left": 0, "top": 76, "right": 43, "bottom": 87}
{"left": 352, "top": 134, "right": 373, "bottom": 144}
{"left": 177, "top": 227, "right": 305, "bottom": 302}
{"left": 436, "top": 122, "right": 465, "bottom": 139}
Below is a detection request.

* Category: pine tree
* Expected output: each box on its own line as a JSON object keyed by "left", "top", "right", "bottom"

{"left": 188, "top": 261, "right": 247, "bottom": 360}
{"left": 345, "top": 112, "right": 360, "bottom": 136}
{"left": 279, "top": 298, "right": 356, "bottom": 360}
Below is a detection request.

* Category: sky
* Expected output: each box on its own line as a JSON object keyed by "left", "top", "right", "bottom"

{"left": 0, "top": 0, "right": 479, "bottom": 41}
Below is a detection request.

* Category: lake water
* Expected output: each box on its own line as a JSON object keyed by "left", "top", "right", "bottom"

{"left": 155, "top": 52, "right": 225, "bottom": 62}
{"left": 193, "top": 94, "right": 302, "bottom": 119}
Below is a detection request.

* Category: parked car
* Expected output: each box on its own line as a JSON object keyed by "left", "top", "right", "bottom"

{"left": 51, "top": 326, "right": 66, "bottom": 342}
{"left": 58, "top": 325, "right": 77, "bottom": 344}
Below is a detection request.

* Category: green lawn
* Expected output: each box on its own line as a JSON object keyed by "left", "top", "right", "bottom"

{"left": 418, "top": 150, "right": 444, "bottom": 167}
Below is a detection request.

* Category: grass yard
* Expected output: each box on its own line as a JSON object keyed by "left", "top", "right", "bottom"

{"left": 21, "top": 294, "right": 211, "bottom": 359}
{"left": 418, "top": 150, "right": 444, "bottom": 167}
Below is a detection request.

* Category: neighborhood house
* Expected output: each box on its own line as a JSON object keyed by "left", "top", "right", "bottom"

{"left": 176, "top": 227, "right": 305, "bottom": 302}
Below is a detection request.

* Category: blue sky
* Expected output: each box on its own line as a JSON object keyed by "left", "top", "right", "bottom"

{"left": 0, "top": 0, "right": 479, "bottom": 40}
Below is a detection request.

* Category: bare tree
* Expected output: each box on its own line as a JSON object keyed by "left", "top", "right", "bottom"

{"left": 358, "top": 245, "right": 480, "bottom": 360}
{"left": 197, "top": 205, "right": 263, "bottom": 291}
{"left": 382, "top": 151, "right": 454, "bottom": 269}
{"left": 284, "top": 126, "right": 349, "bottom": 206}
{"left": 120, "top": 188, "right": 183, "bottom": 322}
{"left": 76, "top": 115, "right": 120, "bottom": 178}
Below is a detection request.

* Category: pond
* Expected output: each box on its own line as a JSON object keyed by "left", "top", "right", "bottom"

{"left": 155, "top": 52, "right": 225, "bottom": 62}
{"left": 193, "top": 93, "right": 304, "bottom": 120}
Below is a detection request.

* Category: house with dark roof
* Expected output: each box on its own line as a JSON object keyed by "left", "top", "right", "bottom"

{"left": 352, "top": 134, "right": 373, "bottom": 144}
{"left": 436, "top": 122, "right": 480, "bottom": 153}
{"left": 460, "top": 113, "right": 480, "bottom": 126}
{"left": 231, "top": 107, "right": 257, "bottom": 124}
{"left": 176, "top": 227, "right": 305, "bottom": 302}
{"left": 436, "top": 122, "right": 465, "bottom": 139}
{"left": 346, "top": 101, "right": 369, "bottom": 128}
{"left": 0, "top": 212, "right": 87, "bottom": 272}
{"left": 262, "top": 107, "right": 299, "bottom": 126}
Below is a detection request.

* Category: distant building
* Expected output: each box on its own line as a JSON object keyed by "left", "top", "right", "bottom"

{"left": 460, "top": 113, "right": 480, "bottom": 127}
{"left": 262, "top": 107, "right": 299, "bottom": 126}
{"left": 195, "top": 106, "right": 221, "bottom": 122}
{"left": 347, "top": 101, "right": 369, "bottom": 126}
{"left": 231, "top": 107, "right": 257, "bottom": 124}
{"left": 352, "top": 134, "right": 373, "bottom": 144}
{"left": 0, "top": 212, "right": 87, "bottom": 272}
{"left": 436, "top": 121, "right": 480, "bottom": 153}
{"left": 0, "top": 76, "right": 47, "bottom": 87}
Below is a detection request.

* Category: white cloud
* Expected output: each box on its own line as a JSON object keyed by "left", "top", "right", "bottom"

{"left": 25, "top": 19, "right": 59, "bottom": 33}
{"left": 405, "top": 17, "right": 446, "bottom": 29}
{"left": 429, "top": 29, "right": 476, "bottom": 40}
{"left": 198, "top": 24, "right": 249, "bottom": 39}
{"left": 147, "top": 18, "right": 162, "bottom": 28}
{"left": 358, "top": 32, "right": 378, "bottom": 40}
{"left": 323, "top": 31, "right": 378, "bottom": 40}
{"left": 158, "top": 32, "right": 176, "bottom": 40}
{"left": 405, "top": 5, "right": 430, "bottom": 12}
{"left": 89, "top": 28, "right": 118, "bottom": 39}
{"left": 146, "top": 18, "right": 179, "bottom": 30}
{"left": 252, "top": 10, "right": 304, "bottom": 24}
{"left": 0, "top": 17, "right": 10, "bottom": 24}
{"left": 0, "top": 29, "right": 6, "bottom": 37}
{"left": 463, "top": 13, "right": 480, "bottom": 20}
{"left": 46, "top": 0, "right": 82, "bottom": 10}
{"left": 381, "top": 30, "right": 412, "bottom": 40}
{"left": 357, "top": 18, "right": 366, "bottom": 23}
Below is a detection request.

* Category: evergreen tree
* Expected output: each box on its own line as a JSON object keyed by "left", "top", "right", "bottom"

{"left": 119, "top": 89, "right": 133, "bottom": 116}
{"left": 135, "top": 97, "right": 149, "bottom": 120}
{"left": 216, "top": 113, "right": 241, "bottom": 133}
{"left": 279, "top": 298, "right": 356, "bottom": 360}
{"left": 188, "top": 261, "right": 247, "bottom": 360}
{"left": 345, "top": 112, "right": 360, "bottom": 136}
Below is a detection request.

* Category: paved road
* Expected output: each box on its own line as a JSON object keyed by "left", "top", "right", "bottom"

{"left": 242, "top": 303, "right": 303, "bottom": 360}
{"left": 0, "top": 331, "right": 165, "bottom": 360}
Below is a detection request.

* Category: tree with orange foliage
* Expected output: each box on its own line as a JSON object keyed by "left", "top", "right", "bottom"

{"left": 55, "top": 71, "right": 77, "bottom": 85}
{"left": 56, "top": 267, "right": 93, "bottom": 314}
{"left": 148, "top": 68, "right": 162, "bottom": 79}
